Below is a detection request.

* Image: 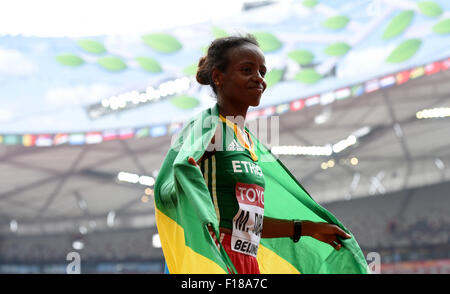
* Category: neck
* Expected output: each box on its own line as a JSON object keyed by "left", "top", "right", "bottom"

{"left": 217, "top": 99, "right": 248, "bottom": 128}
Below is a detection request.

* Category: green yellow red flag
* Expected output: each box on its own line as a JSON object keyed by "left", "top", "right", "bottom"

{"left": 154, "top": 103, "right": 369, "bottom": 274}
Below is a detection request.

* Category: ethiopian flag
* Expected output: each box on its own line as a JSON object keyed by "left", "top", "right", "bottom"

{"left": 154, "top": 103, "right": 369, "bottom": 274}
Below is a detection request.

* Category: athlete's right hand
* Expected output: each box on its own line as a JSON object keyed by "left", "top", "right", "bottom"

{"left": 188, "top": 156, "right": 199, "bottom": 167}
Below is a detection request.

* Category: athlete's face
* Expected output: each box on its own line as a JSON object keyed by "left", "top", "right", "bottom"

{"left": 214, "top": 43, "right": 267, "bottom": 108}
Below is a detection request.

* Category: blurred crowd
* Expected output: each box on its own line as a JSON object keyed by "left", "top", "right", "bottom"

{"left": 0, "top": 229, "right": 162, "bottom": 263}
{"left": 324, "top": 182, "right": 450, "bottom": 250}
{"left": 0, "top": 182, "right": 449, "bottom": 264}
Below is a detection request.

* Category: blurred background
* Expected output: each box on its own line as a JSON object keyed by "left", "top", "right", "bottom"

{"left": 0, "top": 0, "right": 449, "bottom": 274}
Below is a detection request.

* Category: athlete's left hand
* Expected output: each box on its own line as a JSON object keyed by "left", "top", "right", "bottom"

{"left": 301, "top": 220, "right": 352, "bottom": 251}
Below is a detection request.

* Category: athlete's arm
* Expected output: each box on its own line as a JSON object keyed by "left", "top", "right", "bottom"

{"left": 261, "top": 217, "right": 294, "bottom": 238}
{"left": 262, "top": 217, "right": 352, "bottom": 250}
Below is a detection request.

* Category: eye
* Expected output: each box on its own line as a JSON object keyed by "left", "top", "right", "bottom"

{"left": 259, "top": 70, "right": 267, "bottom": 77}
{"left": 242, "top": 66, "right": 252, "bottom": 73}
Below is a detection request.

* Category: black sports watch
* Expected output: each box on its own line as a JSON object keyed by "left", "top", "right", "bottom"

{"left": 291, "top": 220, "right": 302, "bottom": 243}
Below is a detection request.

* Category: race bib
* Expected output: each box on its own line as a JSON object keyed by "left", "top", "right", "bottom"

{"left": 231, "top": 182, "right": 264, "bottom": 257}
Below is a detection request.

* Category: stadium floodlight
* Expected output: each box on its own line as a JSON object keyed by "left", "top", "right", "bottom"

{"left": 352, "top": 126, "right": 371, "bottom": 138}
{"left": 117, "top": 171, "right": 155, "bottom": 187}
{"left": 138, "top": 175, "right": 155, "bottom": 186}
{"left": 117, "top": 171, "right": 140, "bottom": 184}
{"left": 86, "top": 77, "right": 191, "bottom": 119}
{"left": 332, "top": 135, "right": 357, "bottom": 153}
{"left": 272, "top": 127, "right": 370, "bottom": 156}
{"left": 416, "top": 107, "right": 450, "bottom": 119}
{"left": 271, "top": 145, "right": 333, "bottom": 156}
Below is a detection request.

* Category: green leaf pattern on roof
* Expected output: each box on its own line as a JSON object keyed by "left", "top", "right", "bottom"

{"left": 183, "top": 63, "right": 198, "bottom": 77}
{"left": 142, "top": 33, "right": 183, "bottom": 53}
{"left": 386, "top": 39, "right": 422, "bottom": 63}
{"left": 288, "top": 49, "right": 315, "bottom": 65}
{"left": 77, "top": 39, "right": 106, "bottom": 54}
{"left": 432, "top": 18, "right": 450, "bottom": 34}
{"left": 135, "top": 57, "right": 162, "bottom": 73}
{"left": 417, "top": 1, "right": 443, "bottom": 17}
{"left": 323, "top": 15, "right": 350, "bottom": 30}
{"left": 295, "top": 68, "right": 322, "bottom": 84}
{"left": 324, "top": 42, "right": 351, "bottom": 56}
{"left": 302, "top": 0, "right": 318, "bottom": 8}
{"left": 212, "top": 26, "right": 228, "bottom": 38}
{"left": 170, "top": 95, "right": 200, "bottom": 109}
{"left": 265, "top": 69, "right": 284, "bottom": 88}
{"left": 383, "top": 10, "right": 415, "bottom": 40}
{"left": 252, "top": 32, "right": 283, "bottom": 52}
{"left": 54, "top": 3, "right": 447, "bottom": 89}
{"left": 98, "top": 56, "right": 127, "bottom": 72}
{"left": 56, "top": 54, "right": 85, "bottom": 67}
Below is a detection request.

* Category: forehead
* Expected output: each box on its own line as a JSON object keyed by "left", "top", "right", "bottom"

{"left": 228, "top": 43, "right": 265, "bottom": 65}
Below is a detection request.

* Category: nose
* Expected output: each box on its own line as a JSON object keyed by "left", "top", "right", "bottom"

{"left": 252, "top": 71, "right": 266, "bottom": 87}
{"left": 254, "top": 71, "right": 264, "bottom": 81}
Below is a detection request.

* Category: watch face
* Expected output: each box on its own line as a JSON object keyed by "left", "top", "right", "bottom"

{"left": 293, "top": 221, "right": 302, "bottom": 242}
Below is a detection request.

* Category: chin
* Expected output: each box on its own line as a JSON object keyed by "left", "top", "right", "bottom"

{"left": 250, "top": 96, "right": 262, "bottom": 107}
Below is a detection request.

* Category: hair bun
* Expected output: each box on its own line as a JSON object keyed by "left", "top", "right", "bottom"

{"left": 198, "top": 56, "right": 206, "bottom": 67}
{"left": 196, "top": 56, "right": 211, "bottom": 86}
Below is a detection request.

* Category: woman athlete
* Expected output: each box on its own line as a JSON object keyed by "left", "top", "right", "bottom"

{"left": 187, "top": 34, "right": 351, "bottom": 274}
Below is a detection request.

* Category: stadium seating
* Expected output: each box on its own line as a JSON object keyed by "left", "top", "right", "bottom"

{"left": 0, "top": 181, "right": 448, "bottom": 266}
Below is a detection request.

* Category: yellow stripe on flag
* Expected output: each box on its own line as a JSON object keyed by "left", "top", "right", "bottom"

{"left": 155, "top": 206, "right": 227, "bottom": 274}
{"left": 257, "top": 244, "right": 301, "bottom": 274}
{"left": 211, "top": 156, "right": 220, "bottom": 224}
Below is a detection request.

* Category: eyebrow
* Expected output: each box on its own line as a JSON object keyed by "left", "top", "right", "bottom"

{"left": 238, "top": 61, "right": 267, "bottom": 69}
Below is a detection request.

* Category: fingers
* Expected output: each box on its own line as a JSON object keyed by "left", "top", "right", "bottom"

{"left": 333, "top": 242, "right": 342, "bottom": 251}
{"left": 332, "top": 225, "right": 352, "bottom": 239}
{"left": 331, "top": 226, "right": 351, "bottom": 250}
{"left": 188, "top": 156, "right": 199, "bottom": 167}
{"left": 322, "top": 234, "right": 344, "bottom": 251}
{"left": 311, "top": 222, "right": 351, "bottom": 250}
{"left": 330, "top": 239, "right": 343, "bottom": 251}
{"left": 338, "top": 230, "right": 352, "bottom": 239}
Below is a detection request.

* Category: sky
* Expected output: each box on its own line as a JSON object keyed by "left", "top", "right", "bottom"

{"left": 0, "top": 0, "right": 247, "bottom": 37}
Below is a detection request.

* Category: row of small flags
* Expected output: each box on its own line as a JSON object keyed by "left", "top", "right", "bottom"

{"left": 247, "top": 58, "right": 449, "bottom": 118}
{"left": 1, "top": 57, "right": 449, "bottom": 148}
{"left": 0, "top": 124, "right": 183, "bottom": 147}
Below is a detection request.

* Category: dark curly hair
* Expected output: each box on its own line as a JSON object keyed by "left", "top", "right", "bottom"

{"left": 196, "top": 34, "right": 260, "bottom": 95}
